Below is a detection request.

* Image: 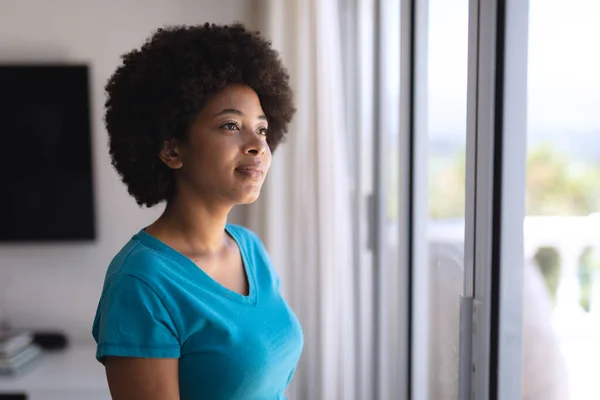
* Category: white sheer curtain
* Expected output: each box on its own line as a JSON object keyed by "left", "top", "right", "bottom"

{"left": 241, "top": 1, "right": 356, "bottom": 399}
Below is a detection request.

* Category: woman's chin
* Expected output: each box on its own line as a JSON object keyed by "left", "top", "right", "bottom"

{"left": 235, "top": 189, "right": 262, "bottom": 205}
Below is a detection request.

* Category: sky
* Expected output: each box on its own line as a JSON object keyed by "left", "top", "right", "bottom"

{"left": 427, "top": 0, "right": 600, "bottom": 136}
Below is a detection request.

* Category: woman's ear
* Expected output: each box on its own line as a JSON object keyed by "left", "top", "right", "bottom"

{"left": 159, "top": 139, "right": 184, "bottom": 169}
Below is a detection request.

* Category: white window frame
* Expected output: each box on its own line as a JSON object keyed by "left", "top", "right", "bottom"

{"left": 460, "top": 0, "right": 529, "bottom": 399}
{"left": 341, "top": 0, "right": 529, "bottom": 398}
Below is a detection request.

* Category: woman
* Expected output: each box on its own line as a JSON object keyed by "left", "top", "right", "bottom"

{"left": 92, "top": 23, "right": 303, "bottom": 400}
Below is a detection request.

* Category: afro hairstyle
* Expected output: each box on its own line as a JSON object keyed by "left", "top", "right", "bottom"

{"left": 104, "top": 23, "right": 295, "bottom": 207}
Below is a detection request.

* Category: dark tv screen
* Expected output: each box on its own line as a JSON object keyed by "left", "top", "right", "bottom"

{"left": 0, "top": 65, "right": 95, "bottom": 241}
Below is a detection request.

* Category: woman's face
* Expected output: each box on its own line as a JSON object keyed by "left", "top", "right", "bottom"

{"left": 165, "top": 84, "right": 272, "bottom": 206}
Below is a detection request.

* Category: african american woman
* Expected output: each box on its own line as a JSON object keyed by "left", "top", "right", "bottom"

{"left": 92, "top": 23, "right": 303, "bottom": 400}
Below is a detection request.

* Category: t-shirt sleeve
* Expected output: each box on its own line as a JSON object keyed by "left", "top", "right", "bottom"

{"left": 92, "top": 273, "right": 181, "bottom": 363}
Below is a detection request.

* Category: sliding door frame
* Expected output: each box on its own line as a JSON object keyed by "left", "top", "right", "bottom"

{"left": 374, "top": 0, "right": 413, "bottom": 398}
{"left": 348, "top": 0, "right": 528, "bottom": 398}
{"left": 460, "top": 0, "right": 529, "bottom": 399}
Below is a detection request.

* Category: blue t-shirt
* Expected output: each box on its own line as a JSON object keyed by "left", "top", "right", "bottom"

{"left": 92, "top": 224, "right": 303, "bottom": 400}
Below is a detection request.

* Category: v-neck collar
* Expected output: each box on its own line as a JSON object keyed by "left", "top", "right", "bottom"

{"left": 135, "top": 224, "right": 257, "bottom": 305}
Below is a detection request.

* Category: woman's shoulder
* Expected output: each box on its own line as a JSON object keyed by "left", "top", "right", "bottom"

{"left": 103, "top": 231, "right": 181, "bottom": 288}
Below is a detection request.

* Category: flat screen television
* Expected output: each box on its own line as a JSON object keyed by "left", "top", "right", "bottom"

{"left": 0, "top": 65, "right": 95, "bottom": 241}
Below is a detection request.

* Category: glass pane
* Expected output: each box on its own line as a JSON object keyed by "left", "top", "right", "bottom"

{"left": 426, "top": 0, "right": 469, "bottom": 398}
{"left": 524, "top": 1, "right": 600, "bottom": 399}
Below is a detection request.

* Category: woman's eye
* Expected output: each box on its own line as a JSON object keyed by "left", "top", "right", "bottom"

{"left": 223, "top": 122, "right": 239, "bottom": 131}
{"left": 258, "top": 127, "right": 268, "bottom": 136}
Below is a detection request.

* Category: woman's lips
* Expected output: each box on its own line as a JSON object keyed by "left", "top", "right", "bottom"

{"left": 235, "top": 167, "right": 263, "bottom": 180}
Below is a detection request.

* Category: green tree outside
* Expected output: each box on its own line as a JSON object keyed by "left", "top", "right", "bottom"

{"left": 428, "top": 141, "right": 600, "bottom": 309}
{"left": 428, "top": 142, "right": 600, "bottom": 218}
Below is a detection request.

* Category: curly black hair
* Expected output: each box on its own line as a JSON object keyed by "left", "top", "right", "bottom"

{"left": 104, "top": 23, "right": 295, "bottom": 207}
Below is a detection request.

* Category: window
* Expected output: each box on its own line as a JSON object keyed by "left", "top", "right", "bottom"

{"left": 523, "top": 1, "right": 600, "bottom": 398}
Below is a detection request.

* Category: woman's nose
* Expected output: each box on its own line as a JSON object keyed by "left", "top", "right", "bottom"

{"left": 243, "top": 133, "right": 267, "bottom": 155}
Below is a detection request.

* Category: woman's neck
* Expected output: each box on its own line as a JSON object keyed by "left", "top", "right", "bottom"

{"left": 147, "top": 192, "right": 232, "bottom": 256}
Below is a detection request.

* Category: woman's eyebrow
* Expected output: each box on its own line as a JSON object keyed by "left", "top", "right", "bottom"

{"left": 213, "top": 108, "right": 267, "bottom": 120}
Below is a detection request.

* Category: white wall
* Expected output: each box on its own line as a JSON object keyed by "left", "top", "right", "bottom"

{"left": 0, "top": 0, "right": 255, "bottom": 343}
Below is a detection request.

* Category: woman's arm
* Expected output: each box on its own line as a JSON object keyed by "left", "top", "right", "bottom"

{"left": 105, "top": 356, "right": 180, "bottom": 400}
